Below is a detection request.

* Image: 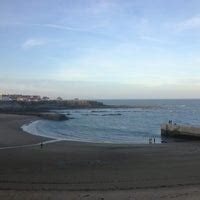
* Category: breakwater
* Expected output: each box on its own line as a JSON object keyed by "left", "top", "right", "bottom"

{"left": 161, "top": 123, "right": 200, "bottom": 139}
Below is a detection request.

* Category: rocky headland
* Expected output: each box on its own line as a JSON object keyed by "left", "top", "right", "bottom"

{"left": 0, "top": 100, "right": 162, "bottom": 121}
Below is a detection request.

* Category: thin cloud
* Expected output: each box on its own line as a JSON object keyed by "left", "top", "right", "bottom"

{"left": 22, "top": 38, "right": 47, "bottom": 49}
{"left": 38, "top": 23, "right": 92, "bottom": 33}
{"left": 173, "top": 16, "right": 200, "bottom": 32}
{"left": 13, "top": 22, "right": 96, "bottom": 34}
{"left": 140, "top": 36, "right": 166, "bottom": 44}
{"left": 11, "top": 22, "right": 124, "bottom": 42}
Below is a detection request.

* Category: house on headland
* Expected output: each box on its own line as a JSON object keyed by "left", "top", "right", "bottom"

{"left": 0, "top": 94, "right": 42, "bottom": 102}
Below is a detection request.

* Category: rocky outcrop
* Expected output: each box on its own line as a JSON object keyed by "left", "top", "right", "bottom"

{"left": 37, "top": 113, "right": 69, "bottom": 121}
{"left": 0, "top": 100, "right": 107, "bottom": 112}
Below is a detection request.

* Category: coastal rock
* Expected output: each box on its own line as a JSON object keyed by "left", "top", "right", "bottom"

{"left": 0, "top": 100, "right": 108, "bottom": 112}
{"left": 38, "top": 113, "right": 69, "bottom": 121}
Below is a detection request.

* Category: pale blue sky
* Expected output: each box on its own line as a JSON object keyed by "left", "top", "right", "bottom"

{"left": 1, "top": 0, "right": 200, "bottom": 99}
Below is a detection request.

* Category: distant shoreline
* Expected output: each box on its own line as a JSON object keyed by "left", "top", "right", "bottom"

{"left": 0, "top": 99, "right": 162, "bottom": 114}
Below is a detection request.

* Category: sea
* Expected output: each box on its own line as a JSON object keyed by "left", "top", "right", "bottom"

{"left": 22, "top": 99, "right": 200, "bottom": 144}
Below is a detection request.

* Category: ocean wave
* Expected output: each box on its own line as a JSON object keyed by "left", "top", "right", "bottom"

{"left": 102, "top": 113, "right": 122, "bottom": 116}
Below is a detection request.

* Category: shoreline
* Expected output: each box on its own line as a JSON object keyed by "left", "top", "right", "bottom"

{"left": 0, "top": 113, "right": 159, "bottom": 148}
{"left": 22, "top": 119, "right": 162, "bottom": 145}
{"left": 1, "top": 114, "right": 200, "bottom": 199}
{"left": 0, "top": 112, "right": 165, "bottom": 151}
{"left": 0, "top": 114, "right": 50, "bottom": 147}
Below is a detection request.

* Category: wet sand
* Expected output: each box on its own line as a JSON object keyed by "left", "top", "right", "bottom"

{"left": 0, "top": 114, "right": 49, "bottom": 147}
{"left": 1, "top": 114, "right": 200, "bottom": 199}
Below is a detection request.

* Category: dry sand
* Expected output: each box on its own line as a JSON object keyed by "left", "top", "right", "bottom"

{"left": 0, "top": 114, "right": 200, "bottom": 199}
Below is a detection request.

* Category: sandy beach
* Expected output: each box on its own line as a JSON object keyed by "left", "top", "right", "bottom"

{"left": 1, "top": 114, "right": 200, "bottom": 199}
{"left": 0, "top": 114, "right": 49, "bottom": 147}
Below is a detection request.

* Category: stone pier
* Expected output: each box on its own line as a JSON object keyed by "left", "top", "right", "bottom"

{"left": 161, "top": 123, "right": 200, "bottom": 139}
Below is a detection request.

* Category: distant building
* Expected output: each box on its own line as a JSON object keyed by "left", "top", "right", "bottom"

{"left": 2, "top": 95, "right": 12, "bottom": 101}
{"left": 30, "top": 95, "right": 41, "bottom": 102}
{"left": 16, "top": 96, "right": 24, "bottom": 101}
{"left": 0, "top": 94, "right": 41, "bottom": 102}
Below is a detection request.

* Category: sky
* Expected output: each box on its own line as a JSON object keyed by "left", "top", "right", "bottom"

{"left": 1, "top": 0, "right": 200, "bottom": 99}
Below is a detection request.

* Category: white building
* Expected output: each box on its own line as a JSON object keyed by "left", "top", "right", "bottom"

{"left": 0, "top": 94, "right": 41, "bottom": 101}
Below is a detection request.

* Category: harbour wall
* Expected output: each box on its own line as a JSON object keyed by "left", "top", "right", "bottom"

{"left": 161, "top": 123, "right": 200, "bottom": 139}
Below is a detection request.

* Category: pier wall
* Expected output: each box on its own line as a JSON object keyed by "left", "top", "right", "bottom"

{"left": 161, "top": 124, "right": 200, "bottom": 139}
